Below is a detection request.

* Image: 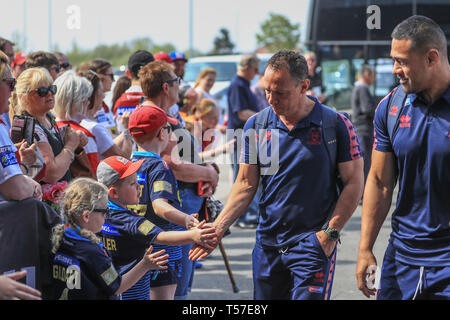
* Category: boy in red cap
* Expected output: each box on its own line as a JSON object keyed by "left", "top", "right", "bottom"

{"left": 97, "top": 154, "right": 216, "bottom": 300}
{"left": 125, "top": 105, "right": 213, "bottom": 300}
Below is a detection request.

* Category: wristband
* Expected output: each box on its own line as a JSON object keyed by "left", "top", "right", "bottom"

{"left": 64, "top": 147, "right": 75, "bottom": 162}
{"left": 20, "top": 162, "right": 29, "bottom": 174}
{"left": 123, "top": 129, "right": 133, "bottom": 140}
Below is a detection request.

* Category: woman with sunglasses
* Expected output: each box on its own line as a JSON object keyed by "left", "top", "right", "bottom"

{"left": 9, "top": 67, "right": 87, "bottom": 207}
{"left": 51, "top": 177, "right": 169, "bottom": 300}
{"left": 0, "top": 51, "right": 42, "bottom": 202}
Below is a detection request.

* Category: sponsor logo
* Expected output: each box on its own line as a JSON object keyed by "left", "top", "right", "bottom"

{"left": 0, "top": 151, "right": 18, "bottom": 168}
{"left": 308, "top": 286, "right": 324, "bottom": 293}
{"left": 254, "top": 130, "right": 272, "bottom": 143}
{"left": 101, "top": 224, "right": 120, "bottom": 236}
{"left": 389, "top": 106, "right": 399, "bottom": 116}
{"left": 399, "top": 115, "right": 411, "bottom": 128}
{"left": 313, "top": 272, "right": 325, "bottom": 283}
{"left": 137, "top": 173, "right": 147, "bottom": 184}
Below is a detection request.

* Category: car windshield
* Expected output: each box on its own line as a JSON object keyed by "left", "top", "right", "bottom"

{"left": 184, "top": 62, "right": 237, "bottom": 82}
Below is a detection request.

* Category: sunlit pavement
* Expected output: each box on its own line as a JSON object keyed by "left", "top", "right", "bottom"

{"left": 189, "top": 163, "right": 394, "bottom": 300}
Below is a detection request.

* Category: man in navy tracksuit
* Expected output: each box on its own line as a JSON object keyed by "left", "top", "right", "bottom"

{"left": 356, "top": 15, "right": 450, "bottom": 300}
{"left": 190, "top": 50, "right": 364, "bottom": 300}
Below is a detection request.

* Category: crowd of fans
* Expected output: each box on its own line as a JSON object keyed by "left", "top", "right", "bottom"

{"left": 0, "top": 37, "right": 229, "bottom": 300}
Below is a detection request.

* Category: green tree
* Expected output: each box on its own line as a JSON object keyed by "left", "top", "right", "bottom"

{"left": 210, "top": 28, "right": 235, "bottom": 55}
{"left": 65, "top": 37, "right": 182, "bottom": 68}
{"left": 256, "top": 13, "right": 300, "bottom": 52}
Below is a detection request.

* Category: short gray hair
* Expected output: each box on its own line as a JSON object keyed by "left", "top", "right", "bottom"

{"left": 238, "top": 54, "right": 260, "bottom": 71}
{"left": 53, "top": 71, "right": 93, "bottom": 119}
{"left": 358, "top": 65, "right": 374, "bottom": 78}
{"left": 392, "top": 15, "right": 447, "bottom": 56}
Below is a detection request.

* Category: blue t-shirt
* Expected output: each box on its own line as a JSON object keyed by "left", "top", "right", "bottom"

{"left": 51, "top": 228, "right": 121, "bottom": 300}
{"left": 130, "top": 151, "right": 183, "bottom": 265}
{"left": 241, "top": 98, "right": 361, "bottom": 249}
{"left": 100, "top": 201, "right": 163, "bottom": 275}
{"left": 227, "top": 75, "right": 260, "bottom": 130}
{"left": 373, "top": 86, "right": 450, "bottom": 267}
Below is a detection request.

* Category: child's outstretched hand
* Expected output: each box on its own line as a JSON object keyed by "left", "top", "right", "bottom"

{"left": 192, "top": 220, "right": 218, "bottom": 250}
{"left": 143, "top": 246, "right": 169, "bottom": 270}
{"left": 185, "top": 213, "right": 200, "bottom": 229}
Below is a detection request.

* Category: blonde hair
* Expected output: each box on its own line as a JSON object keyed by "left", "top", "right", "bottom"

{"left": 9, "top": 67, "right": 53, "bottom": 121}
{"left": 0, "top": 51, "right": 10, "bottom": 80}
{"left": 53, "top": 71, "right": 93, "bottom": 120}
{"left": 194, "top": 68, "right": 217, "bottom": 88}
{"left": 194, "top": 98, "right": 218, "bottom": 118}
{"left": 51, "top": 177, "right": 108, "bottom": 253}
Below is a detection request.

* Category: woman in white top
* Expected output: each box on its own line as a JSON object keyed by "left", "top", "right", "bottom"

{"left": 77, "top": 70, "right": 133, "bottom": 160}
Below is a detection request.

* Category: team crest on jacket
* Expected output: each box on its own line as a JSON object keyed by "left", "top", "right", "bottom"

{"left": 307, "top": 127, "right": 322, "bottom": 145}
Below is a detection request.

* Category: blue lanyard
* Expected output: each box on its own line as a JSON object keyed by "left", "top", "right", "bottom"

{"left": 107, "top": 200, "right": 126, "bottom": 211}
{"left": 132, "top": 151, "right": 178, "bottom": 189}
{"left": 132, "top": 151, "right": 162, "bottom": 161}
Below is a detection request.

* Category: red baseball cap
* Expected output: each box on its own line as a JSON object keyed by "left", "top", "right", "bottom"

{"left": 11, "top": 52, "right": 26, "bottom": 67}
{"left": 97, "top": 156, "right": 145, "bottom": 187}
{"left": 128, "top": 105, "right": 178, "bottom": 137}
{"left": 154, "top": 51, "right": 173, "bottom": 64}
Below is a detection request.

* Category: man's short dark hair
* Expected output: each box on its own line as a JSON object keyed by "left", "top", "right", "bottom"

{"left": 391, "top": 15, "right": 447, "bottom": 57}
{"left": 266, "top": 50, "right": 308, "bottom": 82}
{"left": 25, "top": 51, "right": 59, "bottom": 70}
{"left": 128, "top": 50, "right": 154, "bottom": 79}
{"left": 0, "top": 37, "right": 14, "bottom": 52}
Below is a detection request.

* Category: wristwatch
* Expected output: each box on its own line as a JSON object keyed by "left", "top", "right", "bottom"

{"left": 324, "top": 227, "right": 340, "bottom": 241}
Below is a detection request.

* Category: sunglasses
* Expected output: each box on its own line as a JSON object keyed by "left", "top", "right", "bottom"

{"left": 2, "top": 78, "right": 16, "bottom": 91}
{"left": 34, "top": 85, "right": 57, "bottom": 97}
{"left": 102, "top": 73, "right": 115, "bottom": 81}
{"left": 92, "top": 208, "right": 110, "bottom": 218}
{"left": 158, "top": 125, "right": 172, "bottom": 136}
{"left": 50, "top": 65, "right": 61, "bottom": 73}
{"left": 60, "top": 62, "right": 71, "bottom": 69}
{"left": 166, "top": 76, "right": 181, "bottom": 86}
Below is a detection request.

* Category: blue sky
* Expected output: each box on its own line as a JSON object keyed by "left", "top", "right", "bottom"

{"left": 1, "top": 0, "right": 310, "bottom": 55}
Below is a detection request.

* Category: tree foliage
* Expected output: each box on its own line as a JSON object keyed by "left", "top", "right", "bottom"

{"left": 66, "top": 37, "right": 177, "bottom": 68}
{"left": 210, "top": 28, "right": 235, "bottom": 55}
{"left": 256, "top": 13, "right": 301, "bottom": 52}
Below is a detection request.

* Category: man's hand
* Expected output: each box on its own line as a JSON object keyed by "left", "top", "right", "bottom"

{"left": 189, "top": 242, "right": 217, "bottom": 261}
{"left": 356, "top": 248, "right": 378, "bottom": 298}
{"left": 315, "top": 230, "right": 337, "bottom": 258}
{"left": 191, "top": 220, "right": 218, "bottom": 250}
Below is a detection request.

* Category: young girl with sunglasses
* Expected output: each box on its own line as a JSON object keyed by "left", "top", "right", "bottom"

{"left": 51, "top": 177, "right": 169, "bottom": 300}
